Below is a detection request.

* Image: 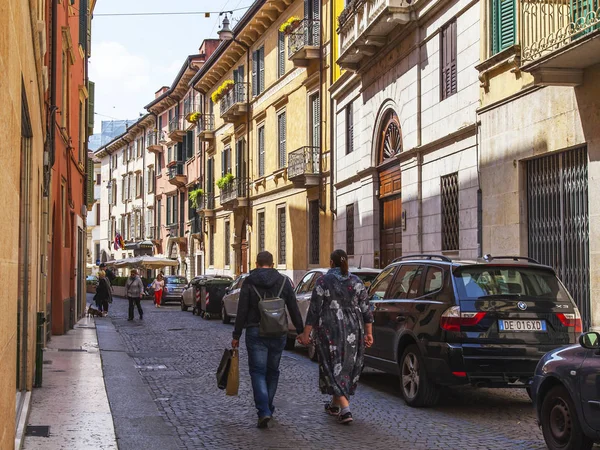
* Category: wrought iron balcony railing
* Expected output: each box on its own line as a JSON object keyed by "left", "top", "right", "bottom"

{"left": 168, "top": 162, "right": 185, "bottom": 179}
{"left": 198, "top": 194, "right": 215, "bottom": 210}
{"left": 220, "top": 178, "right": 248, "bottom": 205}
{"left": 168, "top": 115, "right": 185, "bottom": 133}
{"left": 183, "top": 98, "right": 195, "bottom": 118}
{"left": 167, "top": 223, "right": 183, "bottom": 238}
{"left": 189, "top": 215, "right": 202, "bottom": 234}
{"left": 521, "top": 0, "right": 600, "bottom": 63}
{"left": 197, "top": 114, "right": 215, "bottom": 134}
{"left": 288, "top": 19, "right": 320, "bottom": 59}
{"left": 220, "top": 83, "right": 248, "bottom": 117}
{"left": 147, "top": 130, "right": 164, "bottom": 151}
{"left": 288, "top": 146, "right": 320, "bottom": 179}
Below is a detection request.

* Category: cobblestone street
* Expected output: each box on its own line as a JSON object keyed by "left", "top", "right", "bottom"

{"left": 95, "top": 296, "right": 556, "bottom": 450}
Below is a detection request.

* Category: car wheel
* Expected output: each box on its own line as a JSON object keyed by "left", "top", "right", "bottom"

{"left": 400, "top": 344, "right": 440, "bottom": 407}
{"left": 222, "top": 305, "right": 231, "bottom": 324}
{"left": 285, "top": 336, "right": 296, "bottom": 350}
{"left": 541, "top": 385, "right": 594, "bottom": 450}
{"left": 181, "top": 300, "right": 188, "bottom": 312}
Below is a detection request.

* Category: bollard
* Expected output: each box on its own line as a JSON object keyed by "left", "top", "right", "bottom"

{"left": 34, "top": 312, "right": 46, "bottom": 387}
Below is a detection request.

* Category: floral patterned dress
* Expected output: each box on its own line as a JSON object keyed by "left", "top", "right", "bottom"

{"left": 305, "top": 268, "right": 373, "bottom": 399}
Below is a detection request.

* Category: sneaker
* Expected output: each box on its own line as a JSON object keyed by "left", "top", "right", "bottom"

{"left": 257, "top": 416, "right": 271, "bottom": 429}
{"left": 338, "top": 411, "right": 353, "bottom": 425}
{"left": 324, "top": 403, "right": 340, "bottom": 416}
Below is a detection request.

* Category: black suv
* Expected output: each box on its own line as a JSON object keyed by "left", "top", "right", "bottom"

{"left": 365, "top": 254, "right": 582, "bottom": 407}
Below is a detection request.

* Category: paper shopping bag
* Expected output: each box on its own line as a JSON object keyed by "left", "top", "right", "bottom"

{"left": 216, "top": 349, "right": 232, "bottom": 390}
{"left": 225, "top": 348, "right": 239, "bottom": 396}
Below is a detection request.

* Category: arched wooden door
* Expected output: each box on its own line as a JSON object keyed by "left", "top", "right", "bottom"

{"left": 378, "top": 111, "right": 403, "bottom": 268}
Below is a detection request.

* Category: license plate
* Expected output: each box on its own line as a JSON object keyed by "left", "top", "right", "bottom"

{"left": 499, "top": 320, "right": 547, "bottom": 332}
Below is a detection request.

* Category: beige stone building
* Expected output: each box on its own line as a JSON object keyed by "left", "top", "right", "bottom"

{"left": 192, "top": 0, "right": 333, "bottom": 282}
{"left": 477, "top": 0, "right": 600, "bottom": 329}
{"left": 1, "top": 0, "right": 50, "bottom": 447}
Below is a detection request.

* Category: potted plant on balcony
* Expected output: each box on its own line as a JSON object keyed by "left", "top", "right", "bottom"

{"left": 189, "top": 187, "right": 205, "bottom": 211}
{"left": 187, "top": 112, "right": 201, "bottom": 124}
{"left": 211, "top": 80, "right": 235, "bottom": 104}
{"left": 280, "top": 16, "right": 302, "bottom": 35}
{"left": 216, "top": 173, "right": 234, "bottom": 190}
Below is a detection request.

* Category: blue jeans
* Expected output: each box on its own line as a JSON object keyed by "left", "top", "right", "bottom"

{"left": 245, "top": 327, "right": 287, "bottom": 418}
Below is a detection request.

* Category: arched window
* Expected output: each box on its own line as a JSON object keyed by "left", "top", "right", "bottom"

{"left": 378, "top": 110, "right": 402, "bottom": 164}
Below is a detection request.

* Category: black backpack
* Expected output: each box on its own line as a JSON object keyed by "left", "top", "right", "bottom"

{"left": 252, "top": 280, "right": 288, "bottom": 337}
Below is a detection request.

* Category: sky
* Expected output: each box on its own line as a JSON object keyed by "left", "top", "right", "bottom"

{"left": 89, "top": 0, "right": 252, "bottom": 133}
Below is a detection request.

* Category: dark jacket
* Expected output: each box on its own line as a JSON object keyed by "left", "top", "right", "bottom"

{"left": 104, "top": 268, "right": 116, "bottom": 282}
{"left": 95, "top": 278, "right": 112, "bottom": 302}
{"left": 233, "top": 268, "right": 303, "bottom": 340}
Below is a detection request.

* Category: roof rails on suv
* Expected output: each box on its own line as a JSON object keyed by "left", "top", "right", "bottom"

{"left": 392, "top": 254, "right": 453, "bottom": 263}
{"left": 482, "top": 254, "right": 541, "bottom": 264}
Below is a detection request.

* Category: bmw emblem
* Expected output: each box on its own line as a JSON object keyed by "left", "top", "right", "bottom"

{"left": 517, "top": 301, "right": 527, "bottom": 311}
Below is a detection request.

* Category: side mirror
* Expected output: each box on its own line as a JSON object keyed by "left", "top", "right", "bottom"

{"left": 579, "top": 331, "right": 600, "bottom": 350}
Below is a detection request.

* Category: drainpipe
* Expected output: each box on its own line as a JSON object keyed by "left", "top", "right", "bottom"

{"left": 416, "top": 25, "right": 423, "bottom": 253}
{"left": 329, "top": 0, "right": 336, "bottom": 216}
{"left": 476, "top": 115, "right": 482, "bottom": 258}
{"left": 318, "top": 13, "right": 325, "bottom": 214}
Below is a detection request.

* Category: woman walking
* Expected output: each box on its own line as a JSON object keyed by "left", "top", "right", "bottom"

{"left": 297, "top": 249, "right": 373, "bottom": 424}
{"left": 152, "top": 273, "right": 165, "bottom": 308}
{"left": 126, "top": 269, "right": 145, "bottom": 321}
{"left": 94, "top": 271, "right": 112, "bottom": 317}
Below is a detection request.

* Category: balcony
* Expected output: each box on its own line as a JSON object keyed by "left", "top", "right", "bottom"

{"left": 198, "top": 194, "right": 215, "bottom": 218}
{"left": 168, "top": 115, "right": 186, "bottom": 142}
{"left": 189, "top": 215, "right": 202, "bottom": 237}
{"left": 167, "top": 162, "right": 187, "bottom": 187}
{"left": 520, "top": 0, "right": 600, "bottom": 86}
{"left": 220, "top": 83, "right": 248, "bottom": 123}
{"left": 183, "top": 97, "right": 196, "bottom": 121}
{"left": 288, "top": 19, "right": 321, "bottom": 67}
{"left": 219, "top": 178, "right": 249, "bottom": 210}
{"left": 167, "top": 223, "right": 185, "bottom": 243}
{"left": 197, "top": 114, "right": 215, "bottom": 142}
{"left": 337, "top": 0, "right": 416, "bottom": 71}
{"left": 288, "top": 146, "right": 321, "bottom": 188}
{"left": 146, "top": 131, "right": 164, "bottom": 154}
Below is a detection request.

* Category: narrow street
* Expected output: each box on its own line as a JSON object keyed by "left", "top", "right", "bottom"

{"left": 97, "top": 295, "right": 548, "bottom": 450}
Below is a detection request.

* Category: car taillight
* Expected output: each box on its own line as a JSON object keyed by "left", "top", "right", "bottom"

{"left": 440, "top": 306, "right": 486, "bottom": 332}
{"left": 556, "top": 309, "right": 583, "bottom": 333}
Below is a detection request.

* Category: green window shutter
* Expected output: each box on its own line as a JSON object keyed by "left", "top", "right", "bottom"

{"left": 492, "top": 0, "right": 515, "bottom": 54}
{"left": 79, "top": 0, "right": 88, "bottom": 51}
{"left": 86, "top": 157, "right": 94, "bottom": 208}
{"left": 88, "top": 80, "right": 95, "bottom": 134}
{"left": 252, "top": 51, "right": 257, "bottom": 97}
{"left": 278, "top": 32, "right": 285, "bottom": 78}
{"left": 259, "top": 47, "right": 265, "bottom": 94}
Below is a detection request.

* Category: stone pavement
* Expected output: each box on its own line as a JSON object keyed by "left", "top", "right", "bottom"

{"left": 22, "top": 315, "right": 117, "bottom": 450}
{"left": 97, "top": 295, "right": 555, "bottom": 450}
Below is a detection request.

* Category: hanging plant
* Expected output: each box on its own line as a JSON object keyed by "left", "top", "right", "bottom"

{"left": 211, "top": 79, "right": 235, "bottom": 104}
{"left": 187, "top": 112, "right": 201, "bottom": 124}
{"left": 279, "top": 16, "right": 302, "bottom": 34}
{"left": 216, "top": 173, "right": 235, "bottom": 190}
{"left": 188, "top": 188, "right": 205, "bottom": 209}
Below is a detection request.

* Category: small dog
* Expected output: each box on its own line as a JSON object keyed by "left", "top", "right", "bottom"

{"left": 87, "top": 306, "right": 103, "bottom": 317}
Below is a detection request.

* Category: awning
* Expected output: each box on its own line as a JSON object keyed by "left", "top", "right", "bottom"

{"left": 123, "top": 240, "right": 154, "bottom": 250}
{"left": 105, "top": 256, "right": 179, "bottom": 269}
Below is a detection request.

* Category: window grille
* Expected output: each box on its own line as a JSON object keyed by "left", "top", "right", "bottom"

{"left": 346, "top": 204, "right": 355, "bottom": 256}
{"left": 278, "top": 112, "right": 286, "bottom": 168}
{"left": 258, "top": 211, "right": 265, "bottom": 253}
{"left": 278, "top": 207, "right": 286, "bottom": 265}
{"left": 346, "top": 102, "right": 354, "bottom": 154}
{"left": 441, "top": 172, "right": 459, "bottom": 251}
{"left": 224, "top": 221, "right": 230, "bottom": 266}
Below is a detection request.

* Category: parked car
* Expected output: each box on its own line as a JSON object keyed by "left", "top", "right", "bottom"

{"left": 531, "top": 331, "right": 600, "bottom": 450}
{"left": 162, "top": 275, "right": 188, "bottom": 304}
{"left": 289, "top": 267, "right": 381, "bottom": 355}
{"left": 361, "top": 254, "right": 582, "bottom": 407}
{"left": 221, "top": 274, "right": 249, "bottom": 324}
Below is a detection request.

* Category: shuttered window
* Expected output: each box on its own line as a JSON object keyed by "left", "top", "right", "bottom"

{"left": 278, "top": 206, "right": 286, "bottom": 265}
{"left": 209, "top": 224, "right": 215, "bottom": 266}
{"left": 79, "top": 0, "right": 88, "bottom": 53}
{"left": 441, "top": 20, "right": 457, "bottom": 100}
{"left": 224, "top": 220, "right": 231, "bottom": 266}
{"left": 258, "top": 211, "right": 265, "bottom": 253}
{"left": 235, "top": 138, "right": 245, "bottom": 180}
{"left": 492, "top": 0, "right": 516, "bottom": 55}
{"left": 87, "top": 80, "right": 94, "bottom": 134}
{"left": 207, "top": 158, "right": 214, "bottom": 193}
{"left": 278, "top": 32, "right": 285, "bottom": 78}
{"left": 185, "top": 131, "right": 194, "bottom": 159}
{"left": 278, "top": 111, "right": 286, "bottom": 168}
{"left": 252, "top": 46, "right": 265, "bottom": 97}
{"left": 346, "top": 204, "right": 355, "bottom": 256}
{"left": 221, "top": 147, "right": 231, "bottom": 177}
{"left": 310, "top": 93, "right": 321, "bottom": 149}
{"left": 258, "top": 125, "right": 265, "bottom": 177}
{"left": 157, "top": 199, "right": 162, "bottom": 233}
{"left": 346, "top": 102, "right": 354, "bottom": 154}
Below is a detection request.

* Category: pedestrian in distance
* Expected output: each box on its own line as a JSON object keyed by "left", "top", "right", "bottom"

{"left": 126, "top": 269, "right": 144, "bottom": 321}
{"left": 99, "top": 263, "right": 116, "bottom": 283}
{"left": 152, "top": 273, "right": 165, "bottom": 308}
{"left": 231, "top": 251, "right": 304, "bottom": 429}
{"left": 94, "top": 271, "right": 113, "bottom": 317}
{"left": 297, "top": 249, "right": 374, "bottom": 425}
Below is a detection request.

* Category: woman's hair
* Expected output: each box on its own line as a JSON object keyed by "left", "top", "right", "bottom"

{"left": 98, "top": 271, "right": 106, "bottom": 278}
{"left": 331, "top": 249, "right": 349, "bottom": 276}
{"left": 157, "top": 273, "right": 163, "bottom": 280}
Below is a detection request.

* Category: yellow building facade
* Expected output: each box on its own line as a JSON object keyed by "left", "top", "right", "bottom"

{"left": 477, "top": 0, "right": 600, "bottom": 329}
{"left": 192, "top": 0, "right": 333, "bottom": 282}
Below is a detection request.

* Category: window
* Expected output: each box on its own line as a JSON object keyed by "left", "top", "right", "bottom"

{"left": 157, "top": 153, "right": 163, "bottom": 176}
{"left": 277, "top": 112, "right": 286, "bottom": 169}
{"left": 278, "top": 32, "right": 285, "bottom": 78}
{"left": 121, "top": 177, "right": 126, "bottom": 203}
{"left": 310, "top": 93, "right": 321, "bottom": 148}
{"left": 95, "top": 203, "right": 100, "bottom": 224}
{"left": 79, "top": 100, "right": 85, "bottom": 162}
{"left": 388, "top": 265, "right": 421, "bottom": 299}
{"left": 441, "top": 172, "right": 459, "bottom": 251}
{"left": 257, "top": 211, "right": 265, "bottom": 253}
{"left": 96, "top": 173, "right": 101, "bottom": 185}
{"left": 258, "top": 125, "right": 265, "bottom": 177}
{"left": 309, "top": 200, "right": 319, "bottom": 264}
{"left": 61, "top": 50, "right": 69, "bottom": 127}
{"left": 128, "top": 173, "right": 134, "bottom": 200}
{"left": 491, "top": 0, "right": 515, "bottom": 55}
{"left": 156, "top": 200, "right": 162, "bottom": 238}
{"left": 147, "top": 167, "right": 155, "bottom": 193}
{"left": 441, "top": 20, "right": 457, "bottom": 100}
{"left": 185, "top": 131, "right": 194, "bottom": 160}
{"left": 224, "top": 220, "right": 230, "bottom": 266}
{"left": 297, "top": 272, "right": 315, "bottom": 294}
{"left": 424, "top": 267, "right": 444, "bottom": 294}
{"left": 346, "top": 102, "right": 354, "bottom": 154}
{"left": 135, "top": 173, "right": 142, "bottom": 198}
{"left": 368, "top": 265, "right": 396, "bottom": 300}
{"left": 79, "top": 0, "right": 88, "bottom": 52}
{"left": 61, "top": 182, "right": 66, "bottom": 246}
{"left": 207, "top": 157, "right": 214, "bottom": 193}
{"left": 346, "top": 204, "right": 355, "bottom": 256}
{"left": 278, "top": 206, "right": 286, "bottom": 265}
{"left": 209, "top": 224, "right": 215, "bottom": 266}
{"left": 95, "top": 243, "right": 100, "bottom": 262}
{"left": 235, "top": 138, "right": 246, "bottom": 180}
{"left": 111, "top": 180, "right": 117, "bottom": 206}
{"left": 221, "top": 147, "right": 231, "bottom": 177}
{"left": 252, "top": 46, "right": 265, "bottom": 97}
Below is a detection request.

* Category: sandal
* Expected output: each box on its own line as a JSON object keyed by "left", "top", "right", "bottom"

{"left": 324, "top": 402, "right": 340, "bottom": 416}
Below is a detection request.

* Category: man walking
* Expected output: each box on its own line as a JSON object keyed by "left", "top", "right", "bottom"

{"left": 231, "top": 251, "right": 304, "bottom": 429}
{"left": 126, "top": 269, "right": 144, "bottom": 321}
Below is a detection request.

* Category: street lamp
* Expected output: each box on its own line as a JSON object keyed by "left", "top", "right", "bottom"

{"left": 217, "top": 14, "right": 234, "bottom": 42}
